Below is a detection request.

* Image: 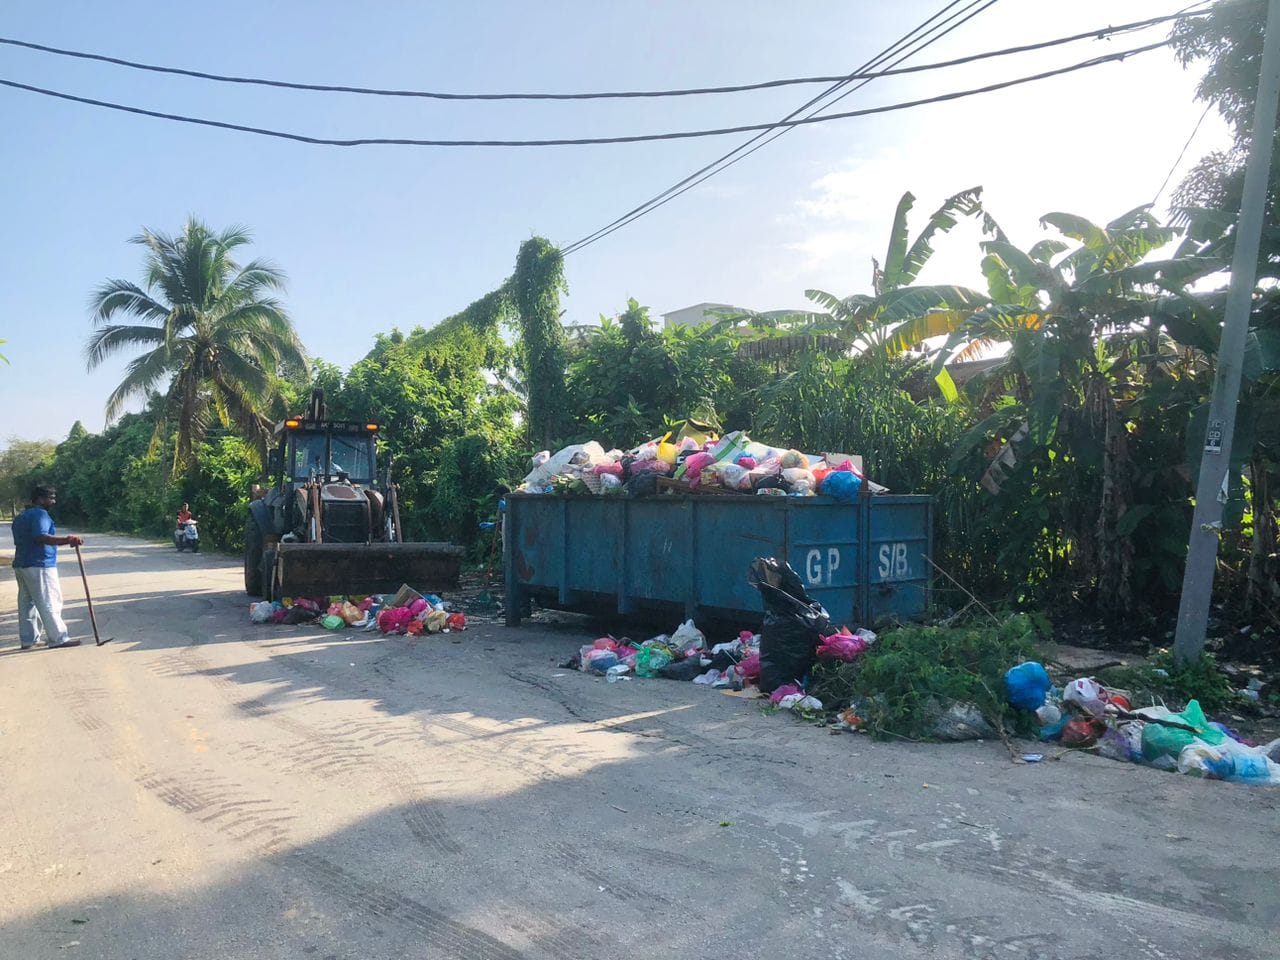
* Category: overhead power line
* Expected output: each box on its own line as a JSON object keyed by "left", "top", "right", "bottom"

{"left": 0, "top": 41, "right": 1168, "bottom": 150}
{"left": 0, "top": 9, "right": 1204, "bottom": 102}
{"left": 562, "top": 0, "right": 997, "bottom": 255}
{"left": 562, "top": 0, "right": 1005, "bottom": 256}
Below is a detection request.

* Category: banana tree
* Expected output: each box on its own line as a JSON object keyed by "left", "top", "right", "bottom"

{"left": 809, "top": 187, "right": 991, "bottom": 353}
{"left": 917, "top": 206, "right": 1225, "bottom": 613}
{"left": 736, "top": 187, "right": 990, "bottom": 366}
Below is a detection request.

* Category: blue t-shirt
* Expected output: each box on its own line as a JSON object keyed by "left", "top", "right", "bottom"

{"left": 12, "top": 506, "right": 56, "bottom": 568}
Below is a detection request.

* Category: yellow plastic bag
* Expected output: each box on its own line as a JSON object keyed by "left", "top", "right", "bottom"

{"left": 676, "top": 419, "right": 717, "bottom": 447}
{"left": 656, "top": 432, "right": 679, "bottom": 465}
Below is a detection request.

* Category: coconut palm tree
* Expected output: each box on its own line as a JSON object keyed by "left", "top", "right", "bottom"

{"left": 86, "top": 218, "right": 308, "bottom": 470}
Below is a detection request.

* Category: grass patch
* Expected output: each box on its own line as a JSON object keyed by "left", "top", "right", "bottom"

{"left": 1097, "top": 650, "right": 1242, "bottom": 714}
{"left": 810, "top": 614, "right": 1046, "bottom": 740}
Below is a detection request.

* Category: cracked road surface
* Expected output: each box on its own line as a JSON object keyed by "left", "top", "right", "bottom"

{"left": 2, "top": 533, "right": 1278, "bottom": 959}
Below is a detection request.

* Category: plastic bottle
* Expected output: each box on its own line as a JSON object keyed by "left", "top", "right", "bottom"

{"left": 606, "top": 664, "right": 633, "bottom": 683}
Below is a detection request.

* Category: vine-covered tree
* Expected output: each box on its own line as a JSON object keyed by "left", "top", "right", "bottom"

{"left": 512, "top": 237, "right": 568, "bottom": 450}
{"left": 86, "top": 218, "right": 308, "bottom": 471}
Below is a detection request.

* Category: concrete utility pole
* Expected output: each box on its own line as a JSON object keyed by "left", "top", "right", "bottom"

{"left": 1173, "top": 0, "right": 1280, "bottom": 664}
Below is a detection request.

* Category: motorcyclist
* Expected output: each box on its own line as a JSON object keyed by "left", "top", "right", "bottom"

{"left": 176, "top": 503, "right": 196, "bottom": 529}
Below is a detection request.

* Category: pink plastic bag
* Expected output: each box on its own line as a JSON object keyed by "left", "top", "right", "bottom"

{"left": 682, "top": 452, "right": 715, "bottom": 487}
{"left": 378, "top": 607, "right": 413, "bottom": 633}
{"left": 817, "top": 630, "right": 868, "bottom": 662}
{"left": 738, "top": 653, "right": 761, "bottom": 683}
{"left": 769, "top": 683, "right": 804, "bottom": 704}
{"left": 631, "top": 459, "right": 673, "bottom": 475}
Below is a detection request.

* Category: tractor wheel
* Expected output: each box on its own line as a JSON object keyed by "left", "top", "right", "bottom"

{"left": 244, "top": 519, "right": 264, "bottom": 596}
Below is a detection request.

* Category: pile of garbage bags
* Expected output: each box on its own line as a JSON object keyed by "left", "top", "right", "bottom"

{"left": 248, "top": 585, "right": 466, "bottom": 636}
{"left": 520, "top": 421, "right": 887, "bottom": 499}
{"left": 572, "top": 618, "right": 872, "bottom": 700}
{"left": 571, "top": 558, "right": 876, "bottom": 717}
{"left": 1004, "top": 664, "right": 1280, "bottom": 786}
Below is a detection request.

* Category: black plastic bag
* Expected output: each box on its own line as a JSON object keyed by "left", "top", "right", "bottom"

{"left": 748, "top": 557, "right": 831, "bottom": 693}
{"left": 658, "top": 658, "right": 705, "bottom": 682}
{"left": 625, "top": 473, "right": 659, "bottom": 499}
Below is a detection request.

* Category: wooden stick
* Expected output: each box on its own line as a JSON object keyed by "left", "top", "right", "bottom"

{"left": 924, "top": 556, "right": 1000, "bottom": 625}
{"left": 73, "top": 544, "right": 111, "bottom": 646}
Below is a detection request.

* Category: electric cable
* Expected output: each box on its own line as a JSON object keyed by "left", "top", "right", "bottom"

{"left": 0, "top": 8, "right": 1206, "bottom": 102}
{"left": 0, "top": 41, "right": 1166, "bottom": 152}
{"left": 1152, "top": 102, "right": 1214, "bottom": 205}
{"left": 561, "top": 0, "right": 993, "bottom": 255}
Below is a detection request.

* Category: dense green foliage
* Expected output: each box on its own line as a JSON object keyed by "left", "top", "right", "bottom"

{"left": 0, "top": 437, "right": 56, "bottom": 515}
{"left": 563, "top": 299, "right": 765, "bottom": 448}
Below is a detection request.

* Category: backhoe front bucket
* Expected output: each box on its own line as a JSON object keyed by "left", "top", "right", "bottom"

{"left": 272, "top": 542, "right": 465, "bottom": 598}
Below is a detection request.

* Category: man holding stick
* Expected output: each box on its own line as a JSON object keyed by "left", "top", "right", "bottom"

{"left": 11, "top": 484, "right": 83, "bottom": 649}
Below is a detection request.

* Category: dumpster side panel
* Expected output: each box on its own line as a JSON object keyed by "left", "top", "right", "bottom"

{"left": 565, "top": 499, "right": 625, "bottom": 596}
{"left": 691, "top": 499, "right": 787, "bottom": 615}
{"left": 787, "top": 500, "right": 862, "bottom": 626}
{"left": 505, "top": 493, "right": 931, "bottom": 628}
{"left": 624, "top": 499, "right": 694, "bottom": 605}
{"left": 865, "top": 495, "right": 931, "bottom": 622}
{"left": 510, "top": 497, "right": 563, "bottom": 590}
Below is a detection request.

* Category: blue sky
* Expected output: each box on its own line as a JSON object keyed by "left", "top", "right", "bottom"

{"left": 0, "top": 0, "right": 1231, "bottom": 442}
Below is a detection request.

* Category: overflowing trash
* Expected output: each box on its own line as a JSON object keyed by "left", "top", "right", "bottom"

{"left": 247, "top": 583, "right": 467, "bottom": 637}
{"left": 558, "top": 553, "right": 1277, "bottom": 789}
{"left": 518, "top": 422, "right": 889, "bottom": 498}
{"left": 1004, "top": 666, "right": 1280, "bottom": 786}
{"left": 564, "top": 557, "right": 880, "bottom": 718}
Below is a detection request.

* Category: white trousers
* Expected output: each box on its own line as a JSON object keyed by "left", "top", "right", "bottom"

{"left": 14, "top": 565, "right": 71, "bottom": 647}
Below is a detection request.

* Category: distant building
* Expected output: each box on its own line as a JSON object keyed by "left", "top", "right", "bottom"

{"left": 661, "top": 302, "right": 744, "bottom": 330}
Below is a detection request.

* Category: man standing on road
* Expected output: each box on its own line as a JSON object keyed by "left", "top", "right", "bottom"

{"left": 11, "top": 484, "right": 83, "bottom": 649}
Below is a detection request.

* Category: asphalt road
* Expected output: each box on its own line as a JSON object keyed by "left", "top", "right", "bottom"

{"left": 1, "top": 532, "right": 1277, "bottom": 960}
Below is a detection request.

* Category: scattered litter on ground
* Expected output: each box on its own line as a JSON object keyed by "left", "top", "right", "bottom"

{"left": 554, "top": 555, "right": 1278, "bottom": 789}
{"left": 247, "top": 584, "right": 468, "bottom": 639}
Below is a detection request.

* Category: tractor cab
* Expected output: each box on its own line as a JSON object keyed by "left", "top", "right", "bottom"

{"left": 246, "top": 388, "right": 461, "bottom": 601}
{"left": 263, "top": 390, "right": 386, "bottom": 546}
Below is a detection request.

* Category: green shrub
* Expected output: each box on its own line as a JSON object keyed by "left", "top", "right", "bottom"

{"left": 833, "top": 614, "right": 1045, "bottom": 739}
{"left": 1098, "top": 650, "right": 1241, "bottom": 713}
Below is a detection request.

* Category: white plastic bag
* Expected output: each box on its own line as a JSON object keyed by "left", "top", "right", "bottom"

{"left": 249, "top": 600, "right": 274, "bottom": 623}
{"left": 778, "top": 694, "right": 823, "bottom": 711}
{"left": 1062, "top": 677, "right": 1107, "bottom": 717}
{"left": 670, "top": 619, "right": 705, "bottom": 650}
{"left": 523, "top": 442, "right": 606, "bottom": 487}
{"left": 718, "top": 463, "right": 752, "bottom": 491}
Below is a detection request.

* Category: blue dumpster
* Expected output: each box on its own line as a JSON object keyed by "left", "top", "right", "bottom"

{"left": 504, "top": 492, "right": 932, "bottom": 627}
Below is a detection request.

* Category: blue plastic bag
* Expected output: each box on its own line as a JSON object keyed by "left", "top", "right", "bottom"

{"left": 822, "top": 470, "right": 862, "bottom": 502}
{"left": 1005, "top": 661, "right": 1051, "bottom": 711}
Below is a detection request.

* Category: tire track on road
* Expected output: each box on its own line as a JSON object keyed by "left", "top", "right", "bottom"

{"left": 126, "top": 767, "right": 536, "bottom": 960}
{"left": 167, "top": 642, "right": 463, "bottom": 856}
